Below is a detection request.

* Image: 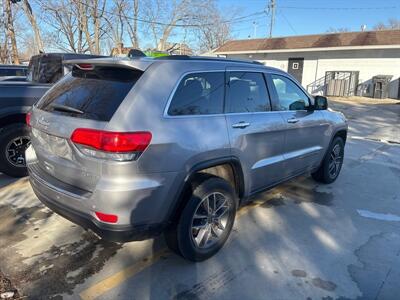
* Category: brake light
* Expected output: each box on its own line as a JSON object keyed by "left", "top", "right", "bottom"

{"left": 26, "top": 112, "right": 31, "bottom": 127}
{"left": 71, "top": 128, "right": 152, "bottom": 160}
{"left": 75, "top": 63, "right": 94, "bottom": 70}
{"left": 95, "top": 211, "right": 118, "bottom": 223}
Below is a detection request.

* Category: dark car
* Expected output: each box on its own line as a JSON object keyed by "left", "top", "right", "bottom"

{"left": 0, "top": 53, "right": 105, "bottom": 177}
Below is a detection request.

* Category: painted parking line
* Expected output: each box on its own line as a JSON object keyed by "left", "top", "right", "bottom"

{"left": 79, "top": 198, "right": 272, "bottom": 300}
{"left": 349, "top": 135, "right": 400, "bottom": 145}
{"left": 79, "top": 248, "right": 171, "bottom": 300}
{"left": 357, "top": 209, "right": 400, "bottom": 222}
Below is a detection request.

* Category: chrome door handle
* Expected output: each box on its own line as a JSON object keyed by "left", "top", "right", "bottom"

{"left": 287, "top": 118, "right": 299, "bottom": 124}
{"left": 232, "top": 122, "right": 251, "bottom": 129}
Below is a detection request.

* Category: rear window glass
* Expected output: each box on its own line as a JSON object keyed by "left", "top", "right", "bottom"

{"left": 36, "top": 66, "right": 142, "bottom": 121}
{"left": 0, "top": 68, "right": 27, "bottom": 77}
{"left": 168, "top": 72, "right": 224, "bottom": 116}
{"left": 27, "top": 55, "right": 63, "bottom": 83}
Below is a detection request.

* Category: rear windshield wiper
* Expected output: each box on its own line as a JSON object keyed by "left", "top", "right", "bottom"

{"left": 50, "top": 103, "right": 84, "bottom": 114}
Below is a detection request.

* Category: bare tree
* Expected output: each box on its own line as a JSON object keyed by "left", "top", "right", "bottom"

{"left": 38, "top": 0, "right": 108, "bottom": 54}
{"left": 388, "top": 19, "right": 400, "bottom": 29}
{"left": 102, "top": 0, "right": 141, "bottom": 52}
{"left": 326, "top": 27, "right": 349, "bottom": 33}
{"left": 86, "top": 0, "right": 107, "bottom": 54}
{"left": 0, "top": 7, "right": 7, "bottom": 63}
{"left": 192, "top": 1, "right": 233, "bottom": 53}
{"left": 40, "top": 0, "right": 83, "bottom": 53}
{"left": 4, "top": 0, "right": 234, "bottom": 58}
{"left": 4, "top": 0, "right": 20, "bottom": 64}
{"left": 123, "top": 0, "right": 139, "bottom": 48}
{"left": 143, "top": 0, "right": 201, "bottom": 51}
{"left": 142, "top": 0, "right": 233, "bottom": 53}
{"left": 77, "top": 0, "right": 106, "bottom": 54}
{"left": 104, "top": 0, "right": 126, "bottom": 47}
{"left": 374, "top": 18, "right": 400, "bottom": 30}
{"left": 21, "top": 0, "right": 44, "bottom": 53}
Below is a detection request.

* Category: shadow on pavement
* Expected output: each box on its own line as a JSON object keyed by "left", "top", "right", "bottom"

{"left": 0, "top": 173, "right": 19, "bottom": 189}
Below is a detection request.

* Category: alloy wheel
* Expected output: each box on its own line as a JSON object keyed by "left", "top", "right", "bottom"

{"left": 328, "top": 143, "right": 342, "bottom": 178}
{"left": 6, "top": 136, "right": 31, "bottom": 167}
{"left": 191, "top": 192, "right": 231, "bottom": 249}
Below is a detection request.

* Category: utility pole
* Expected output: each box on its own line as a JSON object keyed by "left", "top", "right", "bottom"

{"left": 253, "top": 21, "right": 258, "bottom": 38}
{"left": 268, "top": 0, "right": 275, "bottom": 38}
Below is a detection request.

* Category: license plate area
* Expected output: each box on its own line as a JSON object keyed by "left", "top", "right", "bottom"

{"left": 32, "top": 127, "right": 74, "bottom": 160}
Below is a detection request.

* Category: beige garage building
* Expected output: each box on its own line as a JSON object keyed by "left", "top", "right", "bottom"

{"left": 213, "top": 30, "right": 400, "bottom": 99}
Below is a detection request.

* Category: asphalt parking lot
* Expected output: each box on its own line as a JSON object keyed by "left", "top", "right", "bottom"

{"left": 1, "top": 97, "right": 399, "bottom": 300}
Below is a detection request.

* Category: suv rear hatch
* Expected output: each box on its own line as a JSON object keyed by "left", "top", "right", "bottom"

{"left": 30, "top": 59, "right": 152, "bottom": 192}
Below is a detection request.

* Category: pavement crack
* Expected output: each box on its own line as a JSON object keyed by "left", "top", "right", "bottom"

{"left": 348, "top": 232, "right": 400, "bottom": 300}
{"left": 358, "top": 144, "right": 391, "bottom": 163}
{"left": 374, "top": 268, "right": 392, "bottom": 300}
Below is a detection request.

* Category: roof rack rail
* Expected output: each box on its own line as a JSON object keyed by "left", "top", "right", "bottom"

{"left": 154, "top": 55, "right": 263, "bottom": 65}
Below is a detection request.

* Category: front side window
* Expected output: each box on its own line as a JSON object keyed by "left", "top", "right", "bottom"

{"left": 271, "top": 74, "right": 310, "bottom": 111}
{"left": 168, "top": 72, "right": 224, "bottom": 116}
{"left": 226, "top": 72, "right": 271, "bottom": 113}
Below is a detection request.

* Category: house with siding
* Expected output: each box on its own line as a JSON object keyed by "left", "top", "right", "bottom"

{"left": 213, "top": 30, "right": 400, "bottom": 99}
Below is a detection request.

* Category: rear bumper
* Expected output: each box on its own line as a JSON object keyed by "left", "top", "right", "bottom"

{"left": 25, "top": 143, "right": 181, "bottom": 242}
{"left": 29, "top": 172, "right": 166, "bottom": 242}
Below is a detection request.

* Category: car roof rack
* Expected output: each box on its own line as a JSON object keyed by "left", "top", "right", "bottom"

{"left": 154, "top": 55, "right": 264, "bottom": 65}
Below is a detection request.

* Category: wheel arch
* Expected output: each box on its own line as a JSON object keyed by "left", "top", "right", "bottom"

{"left": 166, "top": 156, "right": 245, "bottom": 224}
{"left": 333, "top": 128, "right": 347, "bottom": 144}
{"left": 0, "top": 109, "right": 30, "bottom": 131}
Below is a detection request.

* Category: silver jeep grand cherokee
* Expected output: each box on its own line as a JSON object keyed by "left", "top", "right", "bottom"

{"left": 26, "top": 56, "right": 347, "bottom": 261}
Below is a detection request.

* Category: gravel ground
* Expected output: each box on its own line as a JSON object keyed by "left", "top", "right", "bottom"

{"left": 0, "top": 270, "right": 20, "bottom": 299}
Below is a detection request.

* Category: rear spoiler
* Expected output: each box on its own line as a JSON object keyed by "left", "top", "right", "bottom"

{"left": 63, "top": 57, "right": 154, "bottom": 72}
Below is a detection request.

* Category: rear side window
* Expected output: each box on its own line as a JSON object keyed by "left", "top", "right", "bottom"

{"left": 168, "top": 72, "right": 224, "bottom": 116}
{"left": 36, "top": 66, "right": 142, "bottom": 121}
{"left": 226, "top": 72, "right": 271, "bottom": 113}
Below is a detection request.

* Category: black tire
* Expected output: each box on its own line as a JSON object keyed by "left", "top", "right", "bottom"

{"left": 0, "top": 124, "right": 30, "bottom": 178}
{"left": 312, "top": 136, "right": 345, "bottom": 184}
{"left": 165, "top": 176, "right": 237, "bottom": 262}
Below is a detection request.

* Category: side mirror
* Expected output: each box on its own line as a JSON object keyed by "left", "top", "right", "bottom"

{"left": 314, "top": 95, "right": 328, "bottom": 110}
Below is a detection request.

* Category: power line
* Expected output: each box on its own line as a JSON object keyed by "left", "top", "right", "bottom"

{"left": 279, "top": 5, "right": 398, "bottom": 10}
{"left": 230, "top": 15, "right": 267, "bottom": 32}
{"left": 278, "top": 9, "right": 297, "bottom": 35}
{"left": 33, "top": 0, "right": 268, "bottom": 28}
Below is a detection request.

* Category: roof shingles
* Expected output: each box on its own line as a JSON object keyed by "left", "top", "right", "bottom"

{"left": 215, "top": 30, "right": 400, "bottom": 53}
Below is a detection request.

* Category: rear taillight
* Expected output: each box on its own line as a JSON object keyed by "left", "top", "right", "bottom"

{"left": 71, "top": 128, "right": 152, "bottom": 161}
{"left": 26, "top": 112, "right": 31, "bottom": 127}
{"left": 95, "top": 211, "right": 118, "bottom": 223}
